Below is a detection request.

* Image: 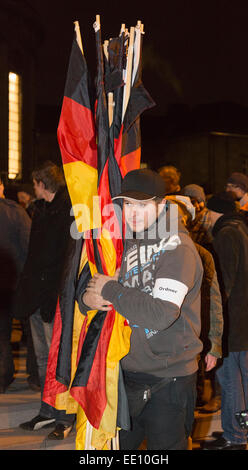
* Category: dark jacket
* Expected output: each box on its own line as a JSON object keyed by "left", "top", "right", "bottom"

{"left": 0, "top": 198, "right": 31, "bottom": 309}
{"left": 211, "top": 212, "right": 248, "bottom": 352}
{"left": 13, "top": 186, "right": 72, "bottom": 322}
{"left": 101, "top": 203, "right": 203, "bottom": 378}
{"left": 195, "top": 243, "right": 223, "bottom": 358}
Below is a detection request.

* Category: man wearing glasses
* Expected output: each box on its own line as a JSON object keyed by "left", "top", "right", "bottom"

{"left": 225, "top": 172, "right": 248, "bottom": 212}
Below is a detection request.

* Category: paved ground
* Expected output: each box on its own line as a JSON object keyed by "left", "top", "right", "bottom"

{"left": 0, "top": 320, "right": 228, "bottom": 451}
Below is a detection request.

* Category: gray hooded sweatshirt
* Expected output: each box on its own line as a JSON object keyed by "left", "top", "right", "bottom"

{"left": 101, "top": 202, "right": 203, "bottom": 378}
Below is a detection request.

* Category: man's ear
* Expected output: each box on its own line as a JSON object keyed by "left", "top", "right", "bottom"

{"left": 39, "top": 180, "right": 45, "bottom": 190}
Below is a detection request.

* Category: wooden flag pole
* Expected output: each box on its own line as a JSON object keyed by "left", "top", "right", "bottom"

{"left": 74, "top": 20, "right": 84, "bottom": 54}
{"left": 131, "top": 21, "right": 142, "bottom": 86}
{"left": 122, "top": 26, "right": 135, "bottom": 122}
{"left": 95, "top": 14, "right": 101, "bottom": 30}
{"left": 108, "top": 96, "right": 114, "bottom": 129}
{"left": 103, "top": 39, "right": 108, "bottom": 58}
{"left": 85, "top": 420, "right": 95, "bottom": 450}
{"left": 103, "top": 40, "right": 114, "bottom": 127}
{"left": 120, "top": 23, "right": 125, "bottom": 35}
{"left": 112, "top": 430, "right": 120, "bottom": 450}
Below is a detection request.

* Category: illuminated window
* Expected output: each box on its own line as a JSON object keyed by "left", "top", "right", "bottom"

{"left": 8, "top": 72, "right": 22, "bottom": 179}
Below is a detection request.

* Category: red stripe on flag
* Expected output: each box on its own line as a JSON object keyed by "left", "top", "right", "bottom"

{"left": 43, "top": 301, "right": 67, "bottom": 407}
{"left": 113, "top": 125, "right": 124, "bottom": 170}
{"left": 70, "top": 309, "right": 116, "bottom": 429}
{"left": 121, "top": 147, "right": 141, "bottom": 175}
{"left": 58, "top": 97, "right": 97, "bottom": 167}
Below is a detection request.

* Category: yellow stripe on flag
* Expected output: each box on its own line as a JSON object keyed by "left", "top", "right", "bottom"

{"left": 63, "top": 161, "right": 101, "bottom": 232}
{"left": 75, "top": 312, "right": 131, "bottom": 450}
{"left": 100, "top": 229, "right": 117, "bottom": 276}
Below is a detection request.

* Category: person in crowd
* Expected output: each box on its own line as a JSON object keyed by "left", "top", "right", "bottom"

{"left": 14, "top": 161, "right": 75, "bottom": 440}
{"left": 158, "top": 165, "right": 181, "bottom": 195}
{"left": 225, "top": 172, "right": 248, "bottom": 219}
{"left": 194, "top": 242, "right": 223, "bottom": 411}
{"left": 79, "top": 169, "right": 203, "bottom": 450}
{"left": 182, "top": 184, "right": 213, "bottom": 248}
{"left": 166, "top": 195, "right": 223, "bottom": 411}
{"left": 0, "top": 185, "right": 31, "bottom": 392}
{"left": 179, "top": 186, "right": 222, "bottom": 412}
{"left": 17, "top": 184, "right": 36, "bottom": 218}
{"left": 16, "top": 183, "right": 39, "bottom": 389}
{"left": 202, "top": 192, "right": 248, "bottom": 450}
{"left": 0, "top": 176, "right": 39, "bottom": 390}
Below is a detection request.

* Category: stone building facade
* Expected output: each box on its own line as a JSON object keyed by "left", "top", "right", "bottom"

{"left": 0, "top": 0, "right": 43, "bottom": 185}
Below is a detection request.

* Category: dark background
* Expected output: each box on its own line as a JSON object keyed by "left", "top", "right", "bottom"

{"left": 30, "top": 0, "right": 248, "bottom": 115}
{"left": 2, "top": 0, "right": 248, "bottom": 191}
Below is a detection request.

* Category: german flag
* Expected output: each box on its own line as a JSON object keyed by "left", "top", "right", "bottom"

{"left": 43, "top": 21, "right": 98, "bottom": 408}
{"left": 43, "top": 17, "right": 155, "bottom": 450}
{"left": 119, "top": 23, "right": 155, "bottom": 176}
{"left": 43, "top": 20, "right": 130, "bottom": 447}
{"left": 42, "top": 19, "right": 99, "bottom": 403}
{"left": 58, "top": 21, "right": 98, "bottom": 233}
{"left": 72, "top": 17, "right": 129, "bottom": 445}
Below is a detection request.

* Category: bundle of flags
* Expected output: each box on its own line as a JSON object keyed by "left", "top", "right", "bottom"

{"left": 43, "top": 15, "right": 155, "bottom": 450}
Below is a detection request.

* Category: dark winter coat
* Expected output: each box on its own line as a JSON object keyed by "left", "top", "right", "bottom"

{"left": 0, "top": 198, "right": 31, "bottom": 310}
{"left": 13, "top": 186, "right": 72, "bottom": 322}
{"left": 211, "top": 212, "right": 248, "bottom": 352}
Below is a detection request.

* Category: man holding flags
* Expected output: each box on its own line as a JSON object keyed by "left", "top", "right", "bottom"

{"left": 43, "top": 15, "right": 203, "bottom": 450}
{"left": 82, "top": 168, "right": 203, "bottom": 450}
{"left": 42, "top": 15, "right": 155, "bottom": 450}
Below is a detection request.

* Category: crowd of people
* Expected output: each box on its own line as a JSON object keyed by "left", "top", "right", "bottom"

{"left": 0, "top": 160, "right": 248, "bottom": 449}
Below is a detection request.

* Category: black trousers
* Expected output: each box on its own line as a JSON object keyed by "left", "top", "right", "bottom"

{"left": 119, "top": 372, "right": 197, "bottom": 450}
{"left": 0, "top": 308, "right": 14, "bottom": 389}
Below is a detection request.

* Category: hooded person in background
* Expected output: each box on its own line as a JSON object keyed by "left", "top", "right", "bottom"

{"left": 79, "top": 169, "right": 203, "bottom": 450}
{"left": 202, "top": 192, "right": 248, "bottom": 450}
{"left": 182, "top": 184, "right": 213, "bottom": 249}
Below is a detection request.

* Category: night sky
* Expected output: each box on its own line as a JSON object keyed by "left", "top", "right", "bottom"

{"left": 29, "top": 0, "right": 248, "bottom": 116}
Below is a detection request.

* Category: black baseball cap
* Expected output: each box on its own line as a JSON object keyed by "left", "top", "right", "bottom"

{"left": 113, "top": 169, "right": 166, "bottom": 201}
